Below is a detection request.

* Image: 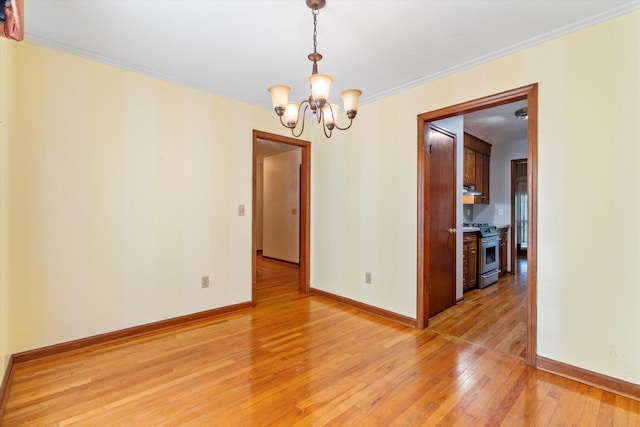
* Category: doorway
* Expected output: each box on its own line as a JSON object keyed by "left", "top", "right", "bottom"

{"left": 511, "top": 159, "right": 528, "bottom": 276}
{"left": 417, "top": 84, "right": 538, "bottom": 366}
{"left": 252, "top": 130, "right": 311, "bottom": 304}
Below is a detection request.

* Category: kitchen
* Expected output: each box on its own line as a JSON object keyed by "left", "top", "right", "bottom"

{"left": 462, "top": 101, "right": 528, "bottom": 294}
{"left": 428, "top": 99, "right": 530, "bottom": 359}
{"left": 437, "top": 100, "right": 529, "bottom": 300}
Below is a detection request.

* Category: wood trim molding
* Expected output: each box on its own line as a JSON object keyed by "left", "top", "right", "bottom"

{"left": 415, "top": 115, "right": 429, "bottom": 329}
{"left": 537, "top": 356, "right": 640, "bottom": 402}
{"left": 11, "top": 302, "right": 253, "bottom": 365}
{"left": 463, "top": 132, "right": 492, "bottom": 155}
{"left": 0, "top": 356, "right": 16, "bottom": 421}
{"left": 310, "top": 288, "right": 417, "bottom": 328}
{"left": 526, "top": 84, "right": 539, "bottom": 367}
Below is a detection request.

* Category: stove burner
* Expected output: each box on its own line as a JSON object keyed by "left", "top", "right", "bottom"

{"left": 463, "top": 222, "right": 490, "bottom": 227}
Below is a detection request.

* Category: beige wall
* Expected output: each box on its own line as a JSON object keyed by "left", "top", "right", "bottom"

{"left": 0, "top": 41, "right": 301, "bottom": 373}
{"left": 263, "top": 149, "right": 301, "bottom": 263}
{"left": 0, "top": 38, "right": 13, "bottom": 377}
{"left": 1, "top": 10, "right": 639, "bottom": 387}
{"left": 311, "top": 10, "right": 640, "bottom": 384}
{"left": 256, "top": 161, "right": 264, "bottom": 251}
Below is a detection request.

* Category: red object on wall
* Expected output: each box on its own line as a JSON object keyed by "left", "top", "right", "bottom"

{"left": 1, "top": 0, "right": 24, "bottom": 41}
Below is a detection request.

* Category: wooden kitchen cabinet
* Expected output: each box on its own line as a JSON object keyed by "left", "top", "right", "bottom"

{"left": 464, "top": 133, "right": 492, "bottom": 204}
{"left": 463, "top": 232, "right": 478, "bottom": 292}
{"left": 463, "top": 147, "right": 476, "bottom": 186}
{"left": 498, "top": 226, "right": 509, "bottom": 275}
{"left": 474, "top": 153, "right": 490, "bottom": 204}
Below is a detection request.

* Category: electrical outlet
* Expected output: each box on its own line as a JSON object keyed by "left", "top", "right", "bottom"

{"left": 498, "top": 208, "right": 504, "bottom": 215}
{"left": 365, "top": 272, "right": 372, "bottom": 284}
{"left": 201, "top": 276, "right": 210, "bottom": 288}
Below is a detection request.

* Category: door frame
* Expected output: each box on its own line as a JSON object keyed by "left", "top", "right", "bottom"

{"left": 417, "top": 83, "right": 538, "bottom": 366}
{"left": 511, "top": 158, "right": 528, "bottom": 276}
{"left": 252, "top": 130, "right": 311, "bottom": 303}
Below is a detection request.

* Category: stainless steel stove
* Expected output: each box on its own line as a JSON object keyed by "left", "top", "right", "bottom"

{"left": 464, "top": 223, "right": 500, "bottom": 288}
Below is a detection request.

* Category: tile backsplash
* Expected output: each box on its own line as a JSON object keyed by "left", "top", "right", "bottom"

{"left": 463, "top": 205, "right": 473, "bottom": 223}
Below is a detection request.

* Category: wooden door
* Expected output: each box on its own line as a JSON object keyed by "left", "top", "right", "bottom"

{"left": 426, "top": 125, "right": 456, "bottom": 317}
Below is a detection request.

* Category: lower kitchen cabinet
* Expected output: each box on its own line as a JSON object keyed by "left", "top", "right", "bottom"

{"left": 498, "top": 226, "right": 509, "bottom": 275}
{"left": 463, "top": 232, "right": 478, "bottom": 292}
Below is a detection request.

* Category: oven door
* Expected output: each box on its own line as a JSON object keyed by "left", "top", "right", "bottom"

{"left": 479, "top": 237, "right": 499, "bottom": 273}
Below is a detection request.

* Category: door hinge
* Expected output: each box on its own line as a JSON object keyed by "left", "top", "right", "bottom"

{"left": 429, "top": 144, "right": 432, "bottom": 154}
{"left": 428, "top": 282, "right": 431, "bottom": 295}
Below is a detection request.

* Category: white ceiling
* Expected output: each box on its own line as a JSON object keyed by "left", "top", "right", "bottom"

{"left": 25, "top": 0, "right": 638, "bottom": 149}
{"left": 24, "top": 0, "right": 639, "bottom": 114}
{"left": 464, "top": 99, "right": 528, "bottom": 145}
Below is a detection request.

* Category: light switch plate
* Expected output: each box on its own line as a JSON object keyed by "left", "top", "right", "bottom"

{"left": 238, "top": 205, "right": 245, "bottom": 216}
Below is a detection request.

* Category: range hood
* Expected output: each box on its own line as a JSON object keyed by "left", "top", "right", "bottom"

{"left": 463, "top": 185, "right": 480, "bottom": 204}
{"left": 463, "top": 185, "right": 481, "bottom": 196}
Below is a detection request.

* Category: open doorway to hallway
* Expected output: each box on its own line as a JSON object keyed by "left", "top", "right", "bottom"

{"left": 252, "top": 130, "right": 311, "bottom": 304}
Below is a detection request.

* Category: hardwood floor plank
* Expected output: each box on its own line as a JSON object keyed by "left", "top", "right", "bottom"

{"left": 429, "top": 267, "right": 527, "bottom": 360}
{"left": 2, "top": 255, "right": 639, "bottom": 425}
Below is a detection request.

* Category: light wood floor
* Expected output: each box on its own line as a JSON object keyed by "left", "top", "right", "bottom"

{"left": 429, "top": 262, "right": 527, "bottom": 360}
{"left": 3, "top": 255, "right": 639, "bottom": 425}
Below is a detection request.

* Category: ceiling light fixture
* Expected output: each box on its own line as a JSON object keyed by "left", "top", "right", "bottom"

{"left": 514, "top": 107, "right": 528, "bottom": 120}
{"left": 268, "top": 0, "right": 362, "bottom": 138}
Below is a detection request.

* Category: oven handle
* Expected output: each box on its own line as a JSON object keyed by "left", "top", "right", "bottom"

{"left": 480, "top": 237, "right": 498, "bottom": 244}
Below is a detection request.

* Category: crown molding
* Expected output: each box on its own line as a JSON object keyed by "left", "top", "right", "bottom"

{"left": 361, "top": 1, "right": 640, "bottom": 105}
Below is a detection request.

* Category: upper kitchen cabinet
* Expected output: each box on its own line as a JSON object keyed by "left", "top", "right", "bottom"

{"left": 464, "top": 133, "right": 492, "bottom": 204}
{"left": 463, "top": 147, "right": 476, "bottom": 186}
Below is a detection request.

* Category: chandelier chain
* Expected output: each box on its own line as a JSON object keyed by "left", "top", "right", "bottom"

{"left": 312, "top": 7, "right": 319, "bottom": 55}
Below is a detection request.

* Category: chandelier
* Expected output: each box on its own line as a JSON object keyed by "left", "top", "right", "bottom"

{"left": 268, "top": 0, "right": 362, "bottom": 138}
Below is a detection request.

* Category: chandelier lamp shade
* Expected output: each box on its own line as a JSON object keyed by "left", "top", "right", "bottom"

{"left": 268, "top": 0, "right": 362, "bottom": 138}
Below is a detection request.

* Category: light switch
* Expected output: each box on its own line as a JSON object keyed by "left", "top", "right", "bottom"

{"left": 238, "top": 205, "right": 245, "bottom": 216}
{"left": 292, "top": 208, "right": 297, "bottom": 215}
{"left": 498, "top": 208, "right": 504, "bottom": 215}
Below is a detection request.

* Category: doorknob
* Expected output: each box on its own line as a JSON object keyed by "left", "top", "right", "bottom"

{"left": 448, "top": 227, "right": 457, "bottom": 235}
